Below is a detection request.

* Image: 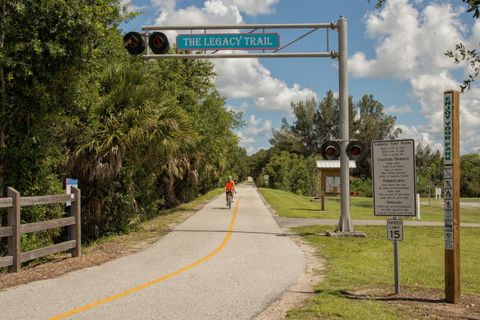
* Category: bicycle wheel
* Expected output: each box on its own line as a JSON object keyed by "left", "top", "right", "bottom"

{"left": 227, "top": 194, "right": 232, "bottom": 209}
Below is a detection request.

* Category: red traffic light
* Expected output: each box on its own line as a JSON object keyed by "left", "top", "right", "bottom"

{"left": 149, "top": 32, "right": 170, "bottom": 54}
{"left": 325, "top": 146, "right": 338, "bottom": 157}
{"left": 123, "top": 32, "right": 145, "bottom": 55}
{"left": 320, "top": 141, "right": 340, "bottom": 160}
{"left": 346, "top": 141, "right": 366, "bottom": 161}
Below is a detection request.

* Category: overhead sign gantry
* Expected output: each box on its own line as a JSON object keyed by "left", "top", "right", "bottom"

{"left": 124, "top": 17, "right": 357, "bottom": 233}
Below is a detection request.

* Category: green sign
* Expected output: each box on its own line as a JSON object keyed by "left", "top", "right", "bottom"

{"left": 177, "top": 33, "right": 280, "bottom": 50}
{"left": 444, "top": 93, "right": 452, "bottom": 165}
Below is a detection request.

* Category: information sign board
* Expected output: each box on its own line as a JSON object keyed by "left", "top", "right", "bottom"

{"left": 177, "top": 33, "right": 280, "bottom": 50}
{"left": 387, "top": 219, "right": 403, "bottom": 241}
{"left": 372, "top": 139, "right": 416, "bottom": 217}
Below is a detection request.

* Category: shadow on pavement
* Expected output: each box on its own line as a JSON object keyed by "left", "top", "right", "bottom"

{"left": 172, "top": 229, "right": 298, "bottom": 237}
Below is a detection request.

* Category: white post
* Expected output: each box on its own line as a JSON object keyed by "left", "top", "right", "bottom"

{"left": 416, "top": 193, "right": 421, "bottom": 220}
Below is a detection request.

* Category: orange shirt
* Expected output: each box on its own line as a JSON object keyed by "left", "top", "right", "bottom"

{"left": 225, "top": 181, "right": 235, "bottom": 191}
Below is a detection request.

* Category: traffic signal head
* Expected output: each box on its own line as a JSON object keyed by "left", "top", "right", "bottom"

{"left": 346, "top": 141, "right": 366, "bottom": 161}
{"left": 123, "top": 32, "right": 145, "bottom": 55}
{"left": 320, "top": 141, "right": 341, "bottom": 160}
{"left": 149, "top": 32, "right": 170, "bottom": 54}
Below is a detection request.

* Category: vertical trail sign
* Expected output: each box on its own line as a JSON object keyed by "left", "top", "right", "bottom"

{"left": 444, "top": 90, "right": 460, "bottom": 304}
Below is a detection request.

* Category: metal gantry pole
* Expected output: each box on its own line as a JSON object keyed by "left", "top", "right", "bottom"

{"left": 337, "top": 16, "right": 353, "bottom": 232}
{"left": 139, "top": 20, "right": 354, "bottom": 232}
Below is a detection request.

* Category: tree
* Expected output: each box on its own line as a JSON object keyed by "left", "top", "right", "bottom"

{"left": 270, "top": 91, "right": 356, "bottom": 157}
{"left": 0, "top": 1, "right": 247, "bottom": 245}
{"left": 353, "top": 94, "right": 401, "bottom": 177}
{"left": 260, "top": 151, "right": 316, "bottom": 195}
{"left": 151, "top": 57, "right": 245, "bottom": 201}
{"left": 269, "top": 119, "right": 305, "bottom": 155}
{"left": 415, "top": 143, "right": 443, "bottom": 196}
{"left": 248, "top": 148, "right": 276, "bottom": 184}
{"left": 270, "top": 92, "right": 398, "bottom": 177}
{"left": 0, "top": 0, "right": 128, "bottom": 194}
{"left": 0, "top": 0, "right": 134, "bottom": 247}
{"left": 461, "top": 153, "right": 480, "bottom": 197}
{"left": 68, "top": 61, "right": 195, "bottom": 238}
{"left": 269, "top": 99, "right": 317, "bottom": 156}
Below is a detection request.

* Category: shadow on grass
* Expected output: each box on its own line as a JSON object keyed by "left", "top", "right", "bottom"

{"left": 297, "top": 232, "right": 328, "bottom": 237}
{"left": 289, "top": 208, "right": 324, "bottom": 212}
{"left": 317, "top": 289, "right": 445, "bottom": 304}
{"left": 353, "top": 202, "right": 374, "bottom": 208}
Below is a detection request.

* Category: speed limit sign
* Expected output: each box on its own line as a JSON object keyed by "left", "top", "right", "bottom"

{"left": 387, "top": 219, "right": 403, "bottom": 241}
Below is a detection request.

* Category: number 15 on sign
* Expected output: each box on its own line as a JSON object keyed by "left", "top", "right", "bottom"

{"left": 387, "top": 219, "right": 403, "bottom": 241}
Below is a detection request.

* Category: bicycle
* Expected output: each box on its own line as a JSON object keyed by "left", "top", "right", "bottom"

{"left": 226, "top": 191, "right": 233, "bottom": 209}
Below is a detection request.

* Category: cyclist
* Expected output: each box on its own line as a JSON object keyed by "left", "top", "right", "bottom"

{"left": 225, "top": 176, "right": 236, "bottom": 206}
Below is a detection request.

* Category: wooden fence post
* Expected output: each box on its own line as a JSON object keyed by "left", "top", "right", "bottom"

{"left": 7, "top": 187, "right": 20, "bottom": 272}
{"left": 70, "top": 186, "right": 81, "bottom": 257}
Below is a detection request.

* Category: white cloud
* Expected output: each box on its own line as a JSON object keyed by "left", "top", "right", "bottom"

{"left": 222, "top": 0, "right": 279, "bottom": 16}
{"left": 401, "top": 72, "right": 480, "bottom": 154}
{"left": 237, "top": 115, "right": 272, "bottom": 155}
{"left": 152, "top": 0, "right": 317, "bottom": 113}
{"left": 384, "top": 104, "right": 412, "bottom": 114}
{"left": 352, "top": 0, "right": 480, "bottom": 154}
{"left": 154, "top": 1, "right": 243, "bottom": 28}
{"left": 214, "top": 58, "right": 317, "bottom": 112}
{"left": 396, "top": 124, "right": 443, "bottom": 151}
{"left": 350, "top": 0, "right": 465, "bottom": 79}
{"left": 152, "top": 0, "right": 278, "bottom": 17}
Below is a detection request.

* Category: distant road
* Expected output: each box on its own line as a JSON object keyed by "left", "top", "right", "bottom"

{"left": 0, "top": 183, "right": 305, "bottom": 320}
{"left": 275, "top": 217, "right": 480, "bottom": 229}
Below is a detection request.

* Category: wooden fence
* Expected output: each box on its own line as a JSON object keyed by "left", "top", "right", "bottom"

{"left": 0, "top": 187, "right": 81, "bottom": 273}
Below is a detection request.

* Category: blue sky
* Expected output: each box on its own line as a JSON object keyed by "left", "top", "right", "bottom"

{"left": 122, "top": 0, "right": 480, "bottom": 155}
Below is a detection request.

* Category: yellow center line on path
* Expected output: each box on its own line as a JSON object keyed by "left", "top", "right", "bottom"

{"left": 49, "top": 197, "right": 241, "bottom": 320}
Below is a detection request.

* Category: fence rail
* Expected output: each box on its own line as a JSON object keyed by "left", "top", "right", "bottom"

{"left": 0, "top": 187, "right": 81, "bottom": 273}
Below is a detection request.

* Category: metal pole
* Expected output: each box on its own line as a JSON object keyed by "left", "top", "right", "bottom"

{"left": 394, "top": 238, "right": 400, "bottom": 294}
{"left": 336, "top": 16, "right": 353, "bottom": 232}
{"left": 143, "top": 52, "right": 335, "bottom": 59}
{"left": 143, "top": 22, "right": 336, "bottom": 31}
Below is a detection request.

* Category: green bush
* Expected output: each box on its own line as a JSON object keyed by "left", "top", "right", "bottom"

{"left": 351, "top": 177, "right": 372, "bottom": 197}
{"left": 260, "top": 151, "right": 316, "bottom": 196}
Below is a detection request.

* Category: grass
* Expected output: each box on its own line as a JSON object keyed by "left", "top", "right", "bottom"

{"left": 286, "top": 225, "right": 480, "bottom": 319}
{"left": 258, "top": 188, "right": 480, "bottom": 319}
{"left": 258, "top": 188, "right": 480, "bottom": 223}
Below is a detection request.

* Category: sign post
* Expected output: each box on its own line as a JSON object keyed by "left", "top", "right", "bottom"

{"left": 387, "top": 218, "right": 403, "bottom": 294}
{"left": 444, "top": 90, "right": 461, "bottom": 303}
{"left": 66, "top": 178, "right": 78, "bottom": 241}
{"left": 372, "top": 139, "right": 416, "bottom": 294}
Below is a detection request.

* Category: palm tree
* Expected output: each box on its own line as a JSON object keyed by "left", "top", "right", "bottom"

{"left": 68, "top": 62, "right": 194, "bottom": 239}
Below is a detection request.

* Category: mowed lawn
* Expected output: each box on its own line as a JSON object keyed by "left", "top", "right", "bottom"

{"left": 286, "top": 225, "right": 480, "bottom": 319}
{"left": 258, "top": 188, "right": 480, "bottom": 223}
{"left": 258, "top": 188, "right": 480, "bottom": 319}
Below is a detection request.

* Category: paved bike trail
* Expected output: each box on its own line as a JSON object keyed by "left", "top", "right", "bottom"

{"left": 0, "top": 183, "right": 305, "bottom": 320}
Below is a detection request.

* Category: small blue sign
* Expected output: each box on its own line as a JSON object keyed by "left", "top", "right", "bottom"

{"left": 177, "top": 33, "right": 280, "bottom": 50}
{"left": 66, "top": 178, "right": 78, "bottom": 187}
{"left": 66, "top": 178, "right": 78, "bottom": 206}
